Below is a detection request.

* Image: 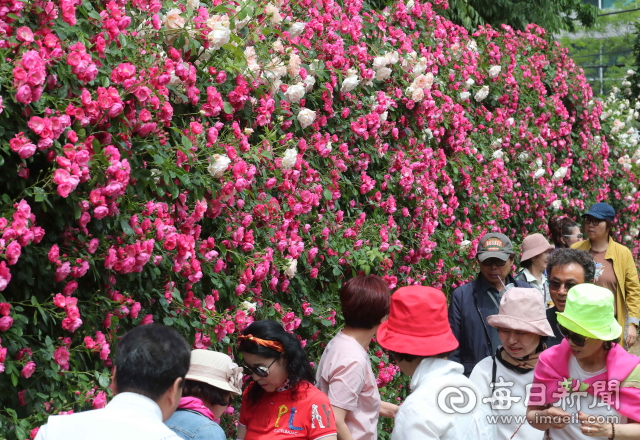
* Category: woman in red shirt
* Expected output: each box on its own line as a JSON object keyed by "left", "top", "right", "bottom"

{"left": 237, "top": 320, "right": 337, "bottom": 440}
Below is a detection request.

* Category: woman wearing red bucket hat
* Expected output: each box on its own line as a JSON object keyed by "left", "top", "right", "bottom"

{"left": 377, "top": 286, "right": 494, "bottom": 440}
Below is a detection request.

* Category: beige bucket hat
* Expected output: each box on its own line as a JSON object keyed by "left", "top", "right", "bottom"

{"left": 186, "top": 349, "right": 243, "bottom": 395}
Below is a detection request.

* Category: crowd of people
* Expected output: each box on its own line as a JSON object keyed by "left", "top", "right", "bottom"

{"left": 33, "top": 202, "right": 640, "bottom": 440}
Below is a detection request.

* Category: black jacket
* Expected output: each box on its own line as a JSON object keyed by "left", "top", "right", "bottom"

{"left": 448, "top": 274, "right": 532, "bottom": 376}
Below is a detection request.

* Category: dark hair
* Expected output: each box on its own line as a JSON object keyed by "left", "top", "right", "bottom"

{"left": 340, "top": 275, "right": 391, "bottom": 329}
{"left": 548, "top": 216, "right": 579, "bottom": 248}
{"left": 182, "top": 379, "right": 231, "bottom": 406}
{"left": 603, "top": 338, "right": 621, "bottom": 351}
{"left": 239, "top": 320, "right": 315, "bottom": 405}
{"left": 546, "top": 248, "right": 595, "bottom": 283}
{"left": 115, "top": 324, "right": 190, "bottom": 401}
{"left": 521, "top": 259, "right": 533, "bottom": 270}
{"left": 388, "top": 350, "right": 453, "bottom": 363}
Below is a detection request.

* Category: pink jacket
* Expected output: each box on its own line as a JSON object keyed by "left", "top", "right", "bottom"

{"left": 529, "top": 339, "right": 640, "bottom": 420}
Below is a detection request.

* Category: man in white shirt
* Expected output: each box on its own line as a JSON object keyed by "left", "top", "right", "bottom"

{"left": 377, "top": 285, "right": 495, "bottom": 440}
{"left": 35, "top": 324, "right": 191, "bottom": 440}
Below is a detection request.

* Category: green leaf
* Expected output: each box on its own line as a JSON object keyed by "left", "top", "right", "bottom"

{"left": 120, "top": 219, "right": 134, "bottom": 236}
{"left": 153, "top": 154, "right": 165, "bottom": 165}
{"left": 163, "top": 317, "right": 174, "bottom": 325}
{"left": 323, "top": 189, "right": 333, "bottom": 200}
{"left": 223, "top": 102, "right": 233, "bottom": 114}
{"left": 98, "top": 374, "right": 111, "bottom": 388}
{"left": 320, "top": 319, "right": 332, "bottom": 326}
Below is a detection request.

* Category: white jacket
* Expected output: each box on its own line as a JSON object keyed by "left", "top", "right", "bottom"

{"left": 35, "top": 392, "right": 181, "bottom": 440}
{"left": 392, "top": 358, "right": 496, "bottom": 440}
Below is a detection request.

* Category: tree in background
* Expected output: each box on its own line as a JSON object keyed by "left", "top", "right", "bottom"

{"left": 557, "top": 0, "right": 640, "bottom": 96}
{"left": 440, "top": 0, "right": 597, "bottom": 33}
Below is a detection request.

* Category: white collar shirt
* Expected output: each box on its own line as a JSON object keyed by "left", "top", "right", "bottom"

{"left": 391, "top": 358, "right": 496, "bottom": 440}
{"left": 522, "top": 268, "right": 551, "bottom": 307}
{"left": 35, "top": 392, "right": 181, "bottom": 440}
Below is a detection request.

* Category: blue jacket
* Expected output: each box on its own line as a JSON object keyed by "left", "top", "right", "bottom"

{"left": 448, "top": 274, "right": 532, "bottom": 377}
{"left": 166, "top": 409, "right": 226, "bottom": 440}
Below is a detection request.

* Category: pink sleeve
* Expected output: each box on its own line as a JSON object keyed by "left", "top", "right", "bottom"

{"left": 323, "top": 358, "right": 365, "bottom": 411}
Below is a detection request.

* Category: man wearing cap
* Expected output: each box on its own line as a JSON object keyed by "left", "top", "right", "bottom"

{"left": 571, "top": 202, "right": 640, "bottom": 349}
{"left": 377, "top": 286, "right": 494, "bottom": 440}
{"left": 449, "top": 232, "right": 532, "bottom": 377}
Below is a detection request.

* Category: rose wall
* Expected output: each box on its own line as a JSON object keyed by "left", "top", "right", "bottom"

{"left": 0, "top": 0, "right": 639, "bottom": 437}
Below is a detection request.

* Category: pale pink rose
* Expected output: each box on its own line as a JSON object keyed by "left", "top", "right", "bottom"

{"left": 164, "top": 8, "right": 186, "bottom": 29}
{"left": 21, "top": 361, "right": 36, "bottom": 378}
{"left": 0, "top": 316, "right": 13, "bottom": 332}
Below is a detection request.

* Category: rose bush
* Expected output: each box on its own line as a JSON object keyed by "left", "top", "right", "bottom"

{"left": 0, "top": 0, "right": 634, "bottom": 438}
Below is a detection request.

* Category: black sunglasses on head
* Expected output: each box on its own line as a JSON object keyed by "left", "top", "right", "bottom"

{"left": 558, "top": 323, "right": 588, "bottom": 347}
{"left": 243, "top": 354, "right": 280, "bottom": 378}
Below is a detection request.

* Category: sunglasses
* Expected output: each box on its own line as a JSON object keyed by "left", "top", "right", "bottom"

{"left": 243, "top": 354, "right": 280, "bottom": 378}
{"left": 563, "top": 233, "right": 583, "bottom": 240}
{"left": 558, "top": 324, "right": 588, "bottom": 347}
{"left": 480, "top": 258, "right": 508, "bottom": 267}
{"left": 548, "top": 281, "right": 578, "bottom": 292}
{"left": 584, "top": 217, "right": 603, "bottom": 226}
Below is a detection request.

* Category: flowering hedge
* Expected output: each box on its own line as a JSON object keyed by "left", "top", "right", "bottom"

{"left": 0, "top": 0, "right": 635, "bottom": 437}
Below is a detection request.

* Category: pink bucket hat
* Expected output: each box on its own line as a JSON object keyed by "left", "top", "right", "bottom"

{"left": 486, "top": 288, "right": 555, "bottom": 337}
{"left": 520, "top": 233, "right": 554, "bottom": 262}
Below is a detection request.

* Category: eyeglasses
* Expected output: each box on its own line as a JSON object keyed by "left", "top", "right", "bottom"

{"left": 584, "top": 217, "right": 603, "bottom": 226}
{"left": 563, "top": 233, "right": 583, "bottom": 240}
{"left": 480, "top": 258, "right": 508, "bottom": 267}
{"left": 548, "top": 281, "right": 578, "bottom": 292}
{"left": 558, "top": 324, "right": 588, "bottom": 347}
{"left": 243, "top": 354, "right": 280, "bottom": 378}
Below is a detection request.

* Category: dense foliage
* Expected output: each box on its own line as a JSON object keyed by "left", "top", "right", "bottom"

{"left": 0, "top": 0, "right": 638, "bottom": 438}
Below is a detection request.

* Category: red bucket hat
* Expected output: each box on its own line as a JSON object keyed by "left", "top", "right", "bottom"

{"left": 376, "top": 286, "right": 459, "bottom": 356}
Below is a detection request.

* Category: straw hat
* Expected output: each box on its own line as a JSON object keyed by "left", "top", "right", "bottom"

{"left": 186, "top": 349, "right": 243, "bottom": 395}
{"left": 487, "top": 288, "right": 555, "bottom": 337}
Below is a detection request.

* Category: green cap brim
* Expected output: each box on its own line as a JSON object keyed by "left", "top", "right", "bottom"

{"left": 557, "top": 312, "right": 622, "bottom": 341}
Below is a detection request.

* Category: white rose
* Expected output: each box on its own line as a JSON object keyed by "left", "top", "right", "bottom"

{"left": 492, "top": 149, "right": 504, "bottom": 160}
{"left": 518, "top": 152, "right": 529, "bottom": 161}
{"left": 424, "top": 128, "right": 433, "bottom": 139}
{"left": 385, "top": 51, "right": 399, "bottom": 65}
{"left": 412, "top": 73, "right": 434, "bottom": 90}
{"left": 206, "top": 14, "right": 230, "bottom": 30}
{"left": 207, "top": 23, "right": 231, "bottom": 50}
{"left": 268, "top": 79, "right": 282, "bottom": 95}
{"left": 208, "top": 154, "right": 230, "bottom": 178}
{"left": 282, "top": 148, "right": 298, "bottom": 170}
{"left": 553, "top": 167, "right": 568, "bottom": 180}
{"left": 506, "top": 118, "right": 515, "bottom": 126}
{"left": 187, "top": 0, "right": 199, "bottom": 9}
{"left": 273, "top": 39, "right": 284, "bottom": 53}
{"left": 165, "top": 8, "right": 186, "bottom": 29}
{"left": 341, "top": 75, "right": 359, "bottom": 93}
{"left": 488, "top": 65, "right": 501, "bottom": 79}
{"left": 325, "top": 142, "right": 332, "bottom": 152}
{"left": 628, "top": 69, "right": 635, "bottom": 77}
{"left": 411, "top": 87, "right": 424, "bottom": 101}
{"left": 467, "top": 40, "right": 478, "bottom": 52}
{"left": 241, "top": 301, "right": 257, "bottom": 312}
{"left": 289, "top": 22, "right": 306, "bottom": 38}
{"left": 285, "top": 258, "right": 297, "bottom": 279}
{"left": 373, "top": 56, "right": 388, "bottom": 70}
{"left": 491, "top": 138, "right": 503, "bottom": 149}
{"left": 474, "top": 85, "right": 489, "bottom": 102}
{"left": 309, "top": 59, "right": 321, "bottom": 73}
{"left": 459, "top": 240, "right": 471, "bottom": 251}
{"left": 534, "top": 168, "right": 545, "bottom": 179}
{"left": 264, "top": 3, "right": 282, "bottom": 25}
{"left": 459, "top": 91, "right": 470, "bottom": 101}
{"left": 244, "top": 128, "right": 254, "bottom": 136}
{"left": 412, "top": 59, "right": 427, "bottom": 75}
{"left": 464, "top": 78, "right": 475, "bottom": 88}
{"left": 303, "top": 75, "right": 316, "bottom": 92}
{"left": 297, "top": 108, "right": 316, "bottom": 129}
{"left": 406, "top": 0, "right": 414, "bottom": 10}
{"left": 551, "top": 199, "right": 562, "bottom": 210}
{"left": 379, "top": 111, "right": 388, "bottom": 123}
{"left": 284, "top": 83, "right": 305, "bottom": 103}
{"left": 376, "top": 67, "right": 392, "bottom": 81}
{"left": 288, "top": 53, "right": 301, "bottom": 77}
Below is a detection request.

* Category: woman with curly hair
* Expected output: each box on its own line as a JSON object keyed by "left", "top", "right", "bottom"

{"left": 548, "top": 215, "right": 582, "bottom": 250}
{"left": 236, "top": 320, "right": 337, "bottom": 440}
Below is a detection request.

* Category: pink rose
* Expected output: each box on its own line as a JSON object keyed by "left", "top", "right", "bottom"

{"left": 93, "top": 206, "right": 109, "bottom": 219}
{"left": 53, "top": 346, "right": 70, "bottom": 371}
{"left": 0, "top": 302, "right": 10, "bottom": 316}
{"left": 48, "top": 244, "right": 59, "bottom": 263}
{"left": 15, "top": 85, "right": 32, "bottom": 104}
{"left": 141, "top": 314, "right": 153, "bottom": 325}
{"left": 0, "top": 316, "right": 13, "bottom": 332}
{"left": 131, "top": 302, "right": 141, "bottom": 318}
{"left": 21, "top": 361, "right": 36, "bottom": 378}
{"left": 6, "top": 241, "right": 21, "bottom": 265}
{"left": 87, "top": 238, "right": 99, "bottom": 254}
{"left": 53, "top": 294, "right": 66, "bottom": 308}
{"left": 54, "top": 262, "right": 71, "bottom": 282}
{"left": 93, "top": 391, "right": 107, "bottom": 409}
